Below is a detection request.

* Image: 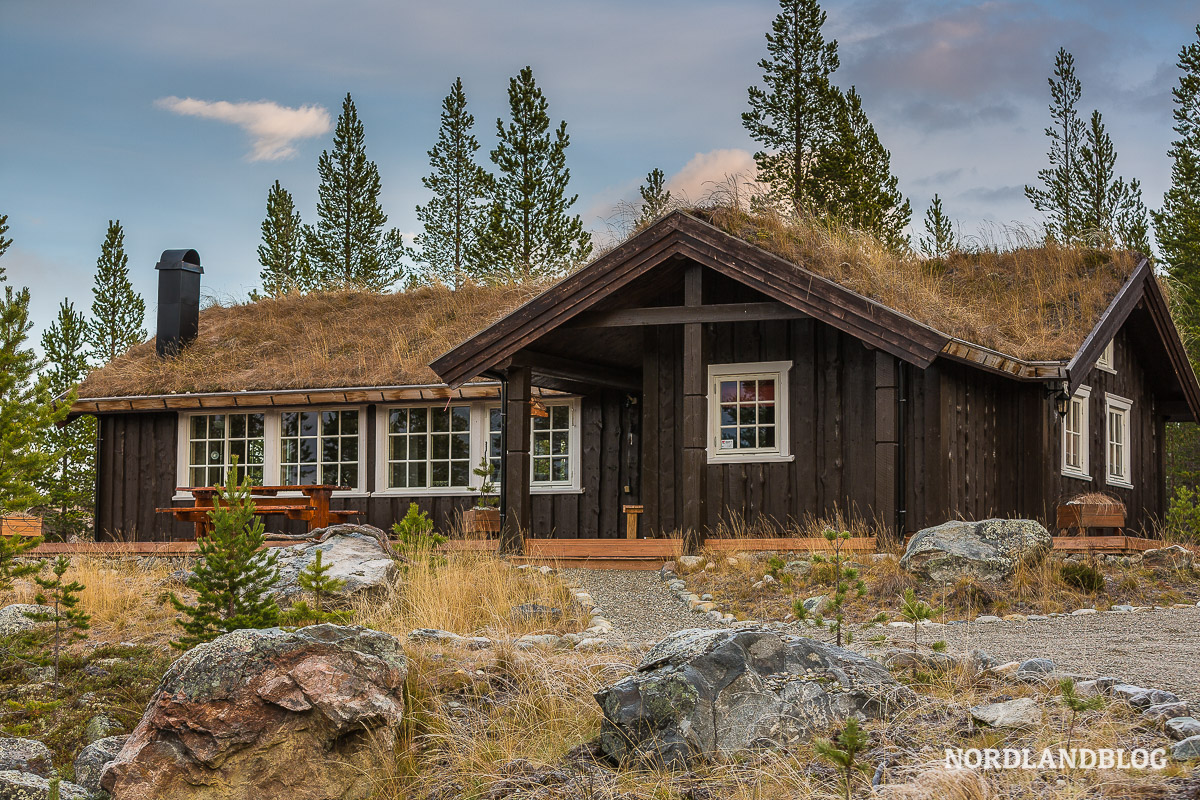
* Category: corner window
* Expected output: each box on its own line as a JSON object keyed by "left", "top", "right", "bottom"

{"left": 281, "top": 410, "right": 360, "bottom": 488}
{"left": 187, "top": 413, "right": 265, "bottom": 486}
{"left": 385, "top": 406, "right": 472, "bottom": 489}
{"left": 1105, "top": 394, "right": 1132, "bottom": 488}
{"left": 1096, "top": 340, "right": 1115, "bottom": 373}
{"left": 1061, "top": 387, "right": 1090, "bottom": 480}
{"left": 707, "top": 361, "right": 792, "bottom": 463}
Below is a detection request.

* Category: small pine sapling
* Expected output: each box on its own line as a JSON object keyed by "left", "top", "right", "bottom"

{"left": 168, "top": 460, "right": 280, "bottom": 649}
{"left": 823, "top": 528, "right": 866, "bottom": 647}
{"left": 472, "top": 454, "right": 498, "bottom": 508}
{"left": 30, "top": 556, "right": 90, "bottom": 692}
{"left": 898, "top": 588, "right": 943, "bottom": 652}
{"left": 391, "top": 502, "right": 447, "bottom": 561}
{"left": 814, "top": 717, "right": 871, "bottom": 800}
{"left": 1059, "top": 678, "right": 1105, "bottom": 751}
{"left": 283, "top": 550, "right": 352, "bottom": 626}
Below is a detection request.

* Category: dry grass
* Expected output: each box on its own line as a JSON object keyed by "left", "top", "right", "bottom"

{"left": 692, "top": 203, "right": 1141, "bottom": 361}
{"left": 78, "top": 281, "right": 549, "bottom": 397}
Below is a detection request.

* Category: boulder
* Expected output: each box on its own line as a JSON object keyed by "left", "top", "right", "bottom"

{"left": 83, "top": 713, "right": 123, "bottom": 744}
{"left": 0, "top": 771, "right": 89, "bottom": 800}
{"left": 1174, "top": 735, "right": 1200, "bottom": 761}
{"left": 0, "top": 739, "right": 51, "bottom": 777}
{"left": 801, "top": 595, "right": 830, "bottom": 615}
{"left": 1016, "top": 658, "right": 1055, "bottom": 676}
{"left": 594, "top": 626, "right": 909, "bottom": 767}
{"left": 1167, "top": 717, "right": 1200, "bottom": 742}
{"left": 1144, "top": 702, "right": 1189, "bottom": 721}
{"left": 101, "top": 624, "right": 407, "bottom": 800}
{"left": 73, "top": 734, "right": 128, "bottom": 792}
{"left": 676, "top": 555, "right": 705, "bottom": 574}
{"left": 970, "top": 697, "right": 1042, "bottom": 729}
{"left": 0, "top": 605, "right": 53, "bottom": 638}
{"left": 900, "top": 519, "right": 1052, "bottom": 582}
{"left": 1142, "top": 545, "right": 1194, "bottom": 570}
{"left": 783, "top": 560, "right": 812, "bottom": 577}
{"left": 268, "top": 529, "right": 397, "bottom": 603}
{"left": 1112, "top": 685, "right": 1180, "bottom": 709}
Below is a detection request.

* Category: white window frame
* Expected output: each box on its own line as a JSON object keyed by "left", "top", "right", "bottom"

{"left": 1060, "top": 386, "right": 1091, "bottom": 480}
{"left": 1096, "top": 340, "right": 1116, "bottom": 373}
{"left": 372, "top": 398, "right": 582, "bottom": 496}
{"left": 706, "top": 361, "right": 793, "bottom": 464}
{"left": 1104, "top": 393, "right": 1133, "bottom": 489}
{"left": 175, "top": 407, "right": 367, "bottom": 500}
{"left": 179, "top": 410, "right": 269, "bottom": 488}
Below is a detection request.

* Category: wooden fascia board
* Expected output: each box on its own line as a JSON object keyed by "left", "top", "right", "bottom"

{"left": 1066, "top": 258, "right": 1150, "bottom": 395}
{"left": 939, "top": 340, "right": 1066, "bottom": 380}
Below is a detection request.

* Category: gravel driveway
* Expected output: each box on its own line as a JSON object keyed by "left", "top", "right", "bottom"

{"left": 563, "top": 568, "right": 726, "bottom": 646}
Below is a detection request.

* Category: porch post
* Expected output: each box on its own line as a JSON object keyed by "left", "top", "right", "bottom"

{"left": 500, "top": 365, "right": 532, "bottom": 555}
{"left": 681, "top": 264, "right": 707, "bottom": 552}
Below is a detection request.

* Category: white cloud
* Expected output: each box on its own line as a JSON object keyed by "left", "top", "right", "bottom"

{"left": 155, "top": 96, "right": 331, "bottom": 161}
{"left": 665, "top": 149, "right": 759, "bottom": 204}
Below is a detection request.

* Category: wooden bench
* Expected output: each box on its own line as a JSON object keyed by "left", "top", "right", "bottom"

{"left": 159, "top": 484, "right": 360, "bottom": 539}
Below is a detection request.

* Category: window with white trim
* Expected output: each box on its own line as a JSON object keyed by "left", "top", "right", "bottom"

{"left": 385, "top": 406, "right": 472, "bottom": 489}
{"left": 487, "top": 407, "right": 503, "bottom": 483}
{"left": 1105, "top": 394, "right": 1132, "bottom": 487}
{"left": 1097, "top": 340, "right": 1115, "bottom": 372}
{"left": 707, "top": 361, "right": 792, "bottom": 463}
{"left": 280, "top": 410, "right": 360, "bottom": 487}
{"left": 186, "top": 413, "right": 265, "bottom": 485}
{"left": 1061, "top": 387, "right": 1090, "bottom": 479}
{"left": 532, "top": 403, "right": 573, "bottom": 485}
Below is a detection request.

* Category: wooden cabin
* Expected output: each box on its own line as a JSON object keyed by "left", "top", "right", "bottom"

{"left": 71, "top": 211, "right": 1200, "bottom": 545}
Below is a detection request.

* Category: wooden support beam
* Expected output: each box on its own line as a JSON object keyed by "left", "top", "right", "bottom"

{"left": 569, "top": 301, "right": 807, "bottom": 328}
{"left": 680, "top": 265, "right": 707, "bottom": 551}
{"left": 501, "top": 366, "right": 532, "bottom": 555}
{"left": 510, "top": 349, "right": 641, "bottom": 391}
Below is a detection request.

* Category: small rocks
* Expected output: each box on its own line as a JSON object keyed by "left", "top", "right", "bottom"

{"left": 1110, "top": 604, "right": 1136, "bottom": 613}
{"left": 0, "top": 739, "right": 52, "bottom": 777}
{"left": 975, "top": 615, "right": 1003, "bottom": 623}
{"left": 1173, "top": 735, "right": 1200, "bottom": 761}
{"left": 73, "top": 734, "right": 129, "bottom": 792}
{"left": 724, "top": 557, "right": 739, "bottom": 567}
{"left": 0, "top": 771, "right": 90, "bottom": 800}
{"left": 970, "top": 697, "right": 1042, "bottom": 729}
{"left": 510, "top": 603, "right": 562, "bottom": 622}
{"left": 1167, "top": 717, "right": 1200, "bottom": 741}
{"left": 409, "top": 628, "right": 467, "bottom": 645}
{"left": 1071, "top": 608, "right": 1098, "bottom": 616}
{"left": 516, "top": 634, "right": 564, "bottom": 649}
{"left": 1142, "top": 545, "right": 1194, "bottom": 569}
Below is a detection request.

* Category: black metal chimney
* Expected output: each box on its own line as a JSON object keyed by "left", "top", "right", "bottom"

{"left": 155, "top": 249, "right": 203, "bottom": 358}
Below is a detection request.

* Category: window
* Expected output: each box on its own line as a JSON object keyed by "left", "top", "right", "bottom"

{"left": 385, "top": 406, "right": 472, "bottom": 489}
{"left": 532, "top": 404, "right": 573, "bottom": 484}
{"left": 1097, "top": 340, "right": 1115, "bottom": 372}
{"left": 1105, "top": 394, "right": 1132, "bottom": 487}
{"left": 707, "top": 361, "right": 792, "bottom": 463}
{"left": 280, "top": 410, "right": 360, "bottom": 487}
{"left": 487, "top": 407, "right": 503, "bottom": 483}
{"left": 1061, "top": 387, "right": 1090, "bottom": 479}
{"left": 187, "top": 413, "right": 265, "bottom": 485}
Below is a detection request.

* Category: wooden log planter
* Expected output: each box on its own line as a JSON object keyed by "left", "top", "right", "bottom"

{"left": 461, "top": 507, "right": 501, "bottom": 536}
{"left": 1056, "top": 502, "right": 1126, "bottom": 537}
{"left": 1, "top": 513, "right": 42, "bottom": 539}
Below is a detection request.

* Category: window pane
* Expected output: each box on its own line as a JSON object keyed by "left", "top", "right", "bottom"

{"left": 341, "top": 465, "right": 357, "bottom": 488}
{"left": 283, "top": 439, "right": 298, "bottom": 462}
{"left": 248, "top": 414, "right": 265, "bottom": 437}
{"left": 757, "top": 380, "right": 775, "bottom": 401}
{"left": 191, "top": 416, "right": 206, "bottom": 439}
{"left": 739, "top": 428, "right": 756, "bottom": 449}
{"left": 739, "top": 406, "right": 756, "bottom": 426}
{"left": 300, "top": 412, "right": 318, "bottom": 436}
{"left": 552, "top": 431, "right": 569, "bottom": 455}
{"left": 533, "top": 413, "right": 549, "bottom": 431}
{"left": 322, "top": 410, "right": 340, "bottom": 434}
{"left": 321, "top": 464, "right": 338, "bottom": 485}
{"left": 533, "top": 432, "right": 550, "bottom": 456}
{"left": 452, "top": 406, "right": 470, "bottom": 431}
{"left": 551, "top": 405, "right": 569, "bottom": 429}
{"left": 190, "top": 442, "right": 207, "bottom": 466}
{"left": 451, "top": 433, "right": 470, "bottom": 459}
{"left": 341, "top": 410, "right": 358, "bottom": 434}
{"left": 230, "top": 440, "right": 246, "bottom": 461}
{"left": 409, "top": 409, "right": 427, "bottom": 433}
{"left": 391, "top": 464, "right": 405, "bottom": 488}
{"left": 451, "top": 462, "right": 469, "bottom": 486}
{"left": 490, "top": 408, "right": 502, "bottom": 432}
{"left": 720, "top": 427, "right": 736, "bottom": 447}
{"left": 282, "top": 465, "right": 297, "bottom": 485}
{"left": 389, "top": 409, "right": 407, "bottom": 434}
{"left": 721, "top": 405, "right": 737, "bottom": 426}
{"left": 431, "top": 407, "right": 449, "bottom": 432}
{"left": 431, "top": 461, "right": 449, "bottom": 487}
{"left": 552, "top": 457, "right": 569, "bottom": 481}
{"left": 739, "top": 381, "right": 756, "bottom": 402}
{"left": 410, "top": 436, "right": 426, "bottom": 459}
{"left": 190, "top": 467, "right": 206, "bottom": 486}
{"left": 208, "top": 444, "right": 223, "bottom": 464}
{"left": 323, "top": 437, "right": 340, "bottom": 463}
{"left": 299, "top": 438, "right": 317, "bottom": 463}
{"left": 299, "top": 463, "right": 318, "bottom": 484}
{"left": 281, "top": 412, "right": 299, "bottom": 437}
{"left": 409, "top": 463, "right": 426, "bottom": 487}
{"left": 230, "top": 414, "right": 246, "bottom": 438}
{"left": 431, "top": 435, "right": 449, "bottom": 460}
{"left": 342, "top": 437, "right": 358, "bottom": 462}
{"left": 760, "top": 426, "right": 775, "bottom": 448}
{"left": 759, "top": 405, "right": 775, "bottom": 425}
{"left": 720, "top": 381, "right": 737, "bottom": 403}
{"left": 209, "top": 415, "right": 225, "bottom": 438}
{"left": 533, "top": 459, "right": 551, "bottom": 482}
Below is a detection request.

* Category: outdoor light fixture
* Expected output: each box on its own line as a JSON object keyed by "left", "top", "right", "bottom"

{"left": 1049, "top": 379, "right": 1071, "bottom": 417}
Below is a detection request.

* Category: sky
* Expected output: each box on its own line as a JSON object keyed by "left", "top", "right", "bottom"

{"left": 2, "top": 0, "right": 1198, "bottom": 347}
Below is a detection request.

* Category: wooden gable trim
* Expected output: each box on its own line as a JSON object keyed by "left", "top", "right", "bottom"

{"left": 430, "top": 211, "right": 952, "bottom": 387}
{"left": 939, "top": 339, "right": 1066, "bottom": 381}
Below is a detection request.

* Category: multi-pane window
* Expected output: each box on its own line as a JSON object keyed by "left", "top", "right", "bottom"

{"left": 387, "top": 406, "right": 471, "bottom": 489}
{"left": 187, "top": 413, "right": 265, "bottom": 486}
{"left": 280, "top": 410, "right": 359, "bottom": 487}
{"left": 707, "top": 362, "right": 791, "bottom": 462}
{"left": 1105, "top": 395, "right": 1132, "bottom": 487}
{"left": 487, "top": 407, "right": 503, "bottom": 483}
{"left": 1061, "top": 388, "right": 1090, "bottom": 478}
{"left": 1097, "top": 340, "right": 1115, "bottom": 372}
{"left": 532, "top": 404, "right": 572, "bottom": 484}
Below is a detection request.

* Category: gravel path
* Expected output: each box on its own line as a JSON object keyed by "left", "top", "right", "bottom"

{"left": 563, "top": 569, "right": 726, "bottom": 645}
{"left": 886, "top": 606, "right": 1200, "bottom": 701}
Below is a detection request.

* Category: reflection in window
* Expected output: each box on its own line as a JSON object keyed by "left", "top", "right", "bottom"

{"left": 280, "top": 410, "right": 359, "bottom": 487}
{"left": 188, "top": 413, "right": 265, "bottom": 486}
{"left": 387, "top": 406, "right": 471, "bottom": 489}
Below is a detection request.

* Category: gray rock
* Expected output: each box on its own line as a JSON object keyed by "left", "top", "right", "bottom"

{"left": 783, "top": 560, "right": 812, "bottom": 576}
{"left": 1017, "top": 658, "right": 1055, "bottom": 675}
{"left": 83, "top": 714, "right": 123, "bottom": 744}
{"left": 0, "top": 740, "right": 51, "bottom": 777}
{"left": 1142, "top": 545, "right": 1194, "bottom": 569}
{"left": 975, "top": 615, "right": 1003, "bottom": 623}
{"left": 1075, "top": 678, "right": 1118, "bottom": 698}
{"left": 268, "top": 529, "right": 397, "bottom": 602}
{"left": 594, "top": 626, "right": 911, "bottom": 767}
{"left": 510, "top": 603, "right": 562, "bottom": 622}
{"left": 970, "top": 697, "right": 1042, "bottom": 729}
{"left": 0, "top": 771, "right": 89, "bottom": 800}
{"left": 801, "top": 595, "right": 830, "bottom": 615}
{"left": 73, "top": 734, "right": 128, "bottom": 792}
{"left": 408, "top": 628, "right": 464, "bottom": 645}
{"left": 1144, "top": 702, "right": 1189, "bottom": 721}
{"left": 1173, "top": 735, "right": 1200, "bottom": 761}
{"left": 0, "top": 605, "right": 53, "bottom": 638}
{"left": 900, "top": 519, "right": 1052, "bottom": 582}
{"left": 1112, "top": 685, "right": 1180, "bottom": 709}
{"left": 515, "top": 634, "right": 563, "bottom": 649}
{"left": 676, "top": 555, "right": 705, "bottom": 573}
{"left": 882, "top": 649, "right": 959, "bottom": 673}
{"left": 1166, "top": 717, "right": 1200, "bottom": 741}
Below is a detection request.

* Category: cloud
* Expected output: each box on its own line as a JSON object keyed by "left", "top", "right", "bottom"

{"left": 665, "top": 149, "right": 759, "bottom": 204}
{"left": 960, "top": 184, "right": 1027, "bottom": 203}
{"left": 154, "top": 97, "right": 331, "bottom": 161}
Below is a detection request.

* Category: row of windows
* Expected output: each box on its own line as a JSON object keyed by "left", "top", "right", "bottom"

{"left": 1062, "top": 387, "right": 1133, "bottom": 488}
{"left": 180, "top": 401, "right": 579, "bottom": 493}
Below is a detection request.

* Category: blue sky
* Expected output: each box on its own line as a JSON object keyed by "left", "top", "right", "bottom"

{"left": 2, "top": 0, "right": 1197, "bottom": 346}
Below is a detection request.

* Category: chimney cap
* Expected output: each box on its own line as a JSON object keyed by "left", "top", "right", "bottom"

{"left": 155, "top": 249, "right": 203, "bottom": 274}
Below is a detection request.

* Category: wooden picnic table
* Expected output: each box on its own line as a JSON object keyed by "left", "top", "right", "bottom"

{"left": 158, "top": 484, "right": 360, "bottom": 539}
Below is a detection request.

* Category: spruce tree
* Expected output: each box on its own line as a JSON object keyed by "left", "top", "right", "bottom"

{"left": 1076, "top": 109, "right": 1150, "bottom": 251}
{"left": 306, "top": 94, "right": 405, "bottom": 292}
{"left": 258, "top": 180, "right": 311, "bottom": 296}
{"left": 0, "top": 286, "right": 64, "bottom": 513}
{"left": 920, "top": 194, "right": 957, "bottom": 258}
{"left": 39, "top": 301, "right": 95, "bottom": 540}
{"left": 1025, "top": 48, "right": 1086, "bottom": 241}
{"left": 413, "top": 78, "right": 493, "bottom": 288}
{"left": 1154, "top": 24, "right": 1200, "bottom": 347}
{"left": 743, "top": 0, "right": 841, "bottom": 215}
{"left": 476, "top": 67, "right": 592, "bottom": 281}
{"left": 636, "top": 168, "right": 673, "bottom": 226}
{"left": 168, "top": 466, "right": 280, "bottom": 649}
{"left": 30, "top": 556, "right": 90, "bottom": 692}
{"left": 88, "top": 221, "right": 146, "bottom": 364}
{"left": 0, "top": 212, "right": 11, "bottom": 282}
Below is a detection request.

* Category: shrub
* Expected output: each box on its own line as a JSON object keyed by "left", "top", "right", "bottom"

{"left": 1061, "top": 561, "right": 1105, "bottom": 593}
{"left": 1165, "top": 485, "right": 1200, "bottom": 544}
{"left": 392, "top": 503, "right": 447, "bottom": 560}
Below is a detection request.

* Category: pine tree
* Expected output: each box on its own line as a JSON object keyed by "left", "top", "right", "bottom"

{"left": 0, "top": 212, "right": 11, "bottom": 282}
{"left": 88, "top": 221, "right": 146, "bottom": 364}
{"left": 0, "top": 286, "right": 65, "bottom": 513}
{"left": 1026, "top": 48, "right": 1086, "bottom": 241}
{"left": 813, "top": 718, "right": 870, "bottom": 800}
{"left": 0, "top": 534, "right": 41, "bottom": 591}
{"left": 258, "top": 180, "right": 311, "bottom": 296}
{"left": 812, "top": 86, "right": 911, "bottom": 248}
{"left": 30, "top": 556, "right": 90, "bottom": 692}
{"left": 281, "top": 550, "right": 351, "bottom": 626}
{"left": 920, "top": 194, "right": 958, "bottom": 258}
{"left": 636, "top": 168, "right": 673, "bottom": 226}
{"left": 38, "top": 301, "right": 95, "bottom": 540}
{"left": 1076, "top": 109, "right": 1150, "bottom": 251}
{"left": 476, "top": 67, "right": 592, "bottom": 281}
{"left": 1154, "top": 24, "right": 1200, "bottom": 349}
{"left": 168, "top": 465, "right": 280, "bottom": 649}
{"left": 413, "top": 78, "right": 493, "bottom": 288}
{"left": 306, "top": 94, "right": 405, "bottom": 292}
{"left": 743, "top": 0, "right": 841, "bottom": 215}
